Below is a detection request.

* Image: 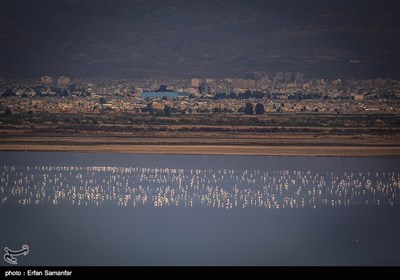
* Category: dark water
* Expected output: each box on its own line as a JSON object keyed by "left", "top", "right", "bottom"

{"left": 1, "top": 152, "right": 399, "bottom": 266}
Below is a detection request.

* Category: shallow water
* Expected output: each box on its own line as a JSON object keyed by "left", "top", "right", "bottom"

{"left": 1, "top": 152, "right": 399, "bottom": 266}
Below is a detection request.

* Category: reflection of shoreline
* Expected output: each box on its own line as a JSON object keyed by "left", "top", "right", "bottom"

{"left": 1, "top": 143, "right": 400, "bottom": 157}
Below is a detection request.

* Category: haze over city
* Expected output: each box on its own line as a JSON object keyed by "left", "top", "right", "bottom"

{"left": 1, "top": 0, "right": 399, "bottom": 79}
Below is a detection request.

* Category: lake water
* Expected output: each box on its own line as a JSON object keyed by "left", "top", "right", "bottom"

{"left": 1, "top": 152, "right": 399, "bottom": 266}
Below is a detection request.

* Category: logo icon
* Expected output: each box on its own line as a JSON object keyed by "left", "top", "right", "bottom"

{"left": 3, "top": 245, "right": 29, "bottom": 265}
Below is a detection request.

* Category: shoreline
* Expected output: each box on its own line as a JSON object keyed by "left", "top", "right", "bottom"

{"left": 1, "top": 134, "right": 399, "bottom": 157}
{"left": 1, "top": 144, "right": 400, "bottom": 157}
{"left": 1, "top": 113, "right": 400, "bottom": 157}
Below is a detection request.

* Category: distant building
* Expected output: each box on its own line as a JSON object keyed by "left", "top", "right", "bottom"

{"left": 191, "top": 78, "right": 201, "bottom": 87}
{"left": 235, "top": 78, "right": 256, "bottom": 89}
{"left": 57, "top": 76, "right": 70, "bottom": 87}
{"left": 302, "top": 82, "right": 311, "bottom": 90}
{"left": 40, "top": 76, "right": 53, "bottom": 84}
{"left": 199, "top": 83, "right": 212, "bottom": 95}
{"left": 141, "top": 91, "right": 187, "bottom": 99}
{"left": 185, "top": 87, "right": 198, "bottom": 95}
{"left": 284, "top": 72, "right": 293, "bottom": 83}
{"left": 332, "top": 79, "right": 342, "bottom": 86}
{"left": 295, "top": 72, "right": 304, "bottom": 82}
{"left": 374, "top": 78, "right": 387, "bottom": 87}
{"left": 156, "top": 85, "right": 168, "bottom": 92}
{"left": 246, "top": 71, "right": 265, "bottom": 80}
{"left": 134, "top": 87, "right": 144, "bottom": 96}
{"left": 273, "top": 72, "right": 284, "bottom": 83}
{"left": 286, "top": 83, "right": 298, "bottom": 89}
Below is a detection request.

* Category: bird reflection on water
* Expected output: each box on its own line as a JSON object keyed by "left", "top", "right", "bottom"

{"left": 1, "top": 165, "right": 399, "bottom": 208}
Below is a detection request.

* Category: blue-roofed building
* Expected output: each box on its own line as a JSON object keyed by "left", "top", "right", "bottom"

{"left": 141, "top": 91, "right": 189, "bottom": 99}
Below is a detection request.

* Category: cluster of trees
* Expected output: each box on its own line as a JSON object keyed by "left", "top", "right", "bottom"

{"left": 244, "top": 102, "right": 265, "bottom": 115}
{"left": 140, "top": 101, "right": 266, "bottom": 116}
{"left": 2, "top": 89, "right": 16, "bottom": 97}
{"left": 141, "top": 103, "right": 179, "bottom": 116}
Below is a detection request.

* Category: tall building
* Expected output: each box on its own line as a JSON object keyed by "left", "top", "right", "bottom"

{"left": 295, "top": 72, "right": 304, "bottom": 82}
{"left": 245, "top": 71, "right": 265, "bottom": 80}
{"left": 57, "top": 76, "right": 70, "bottom": 87}
{"left": 235, "top": 78, "right": 256, "bottom": 89}
{"left": 284, "top": 72, "right": 293, "bottom": 83}
{"left": 40, "top": 76, "right": 53, "bottom": 84}
{"left": 191, "top": 78, "right": 201, "bottom": 87}
{"left": 374, "top": 78, "right": 387, "bottom": 87}
{"left": 199, "top": 83, "right": 212, "bottom": 95}
{"left": 273, "top": 72, "right": 284, "bottom": 83}
{"left": 332, "top": 79, "right": 342, "bottom": 86}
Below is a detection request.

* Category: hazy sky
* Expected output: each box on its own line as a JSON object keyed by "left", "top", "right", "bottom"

{"left": 1, "top": 0, "right": 399, "bottom": 79}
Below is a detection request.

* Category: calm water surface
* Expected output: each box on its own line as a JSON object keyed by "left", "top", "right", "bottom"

{"left": 1, "top": 152, "right": 399, "bottom": 266}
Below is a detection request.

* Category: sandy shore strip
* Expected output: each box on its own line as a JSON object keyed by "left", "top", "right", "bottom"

{"left": 1, "top": 144, "right": 400, "bottom": 157}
